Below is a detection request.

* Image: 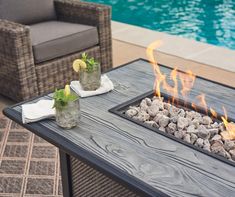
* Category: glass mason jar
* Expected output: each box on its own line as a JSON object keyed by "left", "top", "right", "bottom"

{"left": 55, "top": 99, "right": 80, "bottom": 129}
{"left": 79, "top": 63, "right": 101, "bottom": 91}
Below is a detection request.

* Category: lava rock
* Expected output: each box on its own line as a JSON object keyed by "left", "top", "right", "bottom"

{"left": 186, "top": 111, "right": 195, "bottom": 120}
{"left": 147, "top": 105, "right": 159, "bottom": 117}
{"left": 198, "top": 125, "right": 210, "bottom": 139}
{"left": 152, "top": 99, "right": 164, "bottom": 110}
{"left": 164, "top": 103, "right": 171, "bottom": 110}
{"left": 190, "top": 133, "right": 198, "bottom": 144}
{"left": 170, "top": 116, "right": 178, "bottom": 123}
{"left": 166, "top": 122, "right": 177, "bottom": 135}
{"left": 194, "top": 112, "right": 202, "bottom": 119}
{"left": 126, "top": 108, "right": 138, "bottom": 117}
{"left": 169, "top": 106, "right": 179, "bottom": 117}
{"left": 203, "top": 142, "right": 211, "bottom": 152}
{"left": 211, "top": 122, "right": 219, "bottom": 128}
{"left": 145, "top": 121, "right": 158, "bottom": 128}
{"left": 187, "top": 125, "right": 198, "bottom": 134}
{"left": 177, "top": 117, "right": 189, "bottom": 130}
{"left": 140, "top": 100, "right": 149, "bottom": 111}
{"left": 225, "top": 151, "right": 232, "bottom": 160}
{"left": 153, "top": 113, "right": 163, "bottom": 123}
{"left": 224, "top": 140, "right": 235, "bottom": 152}
{"left": 183, "top": 134, "right": 191, "bottom": 143}
{"left": 229, "top": 149, "right": 235, "bottom": 161}
{"left": 159, "top": 115, "right": 170, "bottom": 128}
{"left": 191, "top": 118, "right": 200, "bottom": 128}
{"left": 144, "top": 98, "right": 152, "bottom": 106}
{"left": 211, "top": 134, "right": 222, "bottom": 142}
{"left": 174, "top": 130, "right": 186, "bottom": 139}
{"left": 134, "top": 111, "right": 150, "bottom": 122}
{"left": 208, "top": 128, "right": 219, "bottom": 137}
{"left": 162, "top": 109, "right": 169, "bottom": 116}
{"left": 178, "top": 109, "right": 186, "bottom": 117}
{"left": 202, "top": 116, "right": 212, "bottom": 125}
{"left": 159, "top": 126, "right": 166, "bottom": 132}
{"left": 211, "top": 141, "right": 226, "bottom": 157}
{"left": 195, "top": 138, "right": 204, "bottom": 148}
{"left": 219, "top": 123, "right": 226, "bottom": 132}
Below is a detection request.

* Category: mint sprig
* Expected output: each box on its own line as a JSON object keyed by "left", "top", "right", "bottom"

{"left": 81, "top": 53, "right": 99, "bottom": 73}
{"left": 53, "top": 89, "right": 78, "bottom": 110}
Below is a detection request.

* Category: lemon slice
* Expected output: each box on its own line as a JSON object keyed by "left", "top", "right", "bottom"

{"left": 72, "top": 59, "right": 86, "bottom": 72}
{"left": 64, "top": 84, "right": 70, "bottom": 96}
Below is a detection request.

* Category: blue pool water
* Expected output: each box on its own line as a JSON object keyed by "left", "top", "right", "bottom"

{"left": 84, "top": 0, "right": 235, "bottom": 50}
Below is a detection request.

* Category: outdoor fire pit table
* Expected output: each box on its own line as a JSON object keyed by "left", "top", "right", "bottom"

{"left": 3, "top": 59, "right": 235, "bottom": 197}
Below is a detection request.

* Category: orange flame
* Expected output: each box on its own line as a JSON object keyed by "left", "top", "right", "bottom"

{"left": 196, "top": 94, "right": 208, "bottom": 115}
{"left": 146, "top": 41, "right": 194, "bottom": 104}
{"left": 162, "top": 67, "right": 178, "bottom": 105}
{"left": 146, "top": 40, "right": 235, "bottom": 140}
{"left": 191, "top": 103, "right": 197, "bottom": 111}
{"left": 210, "top": 108, "right": 217, "bottom": 119}
{"left": 221, "top": 107, "right": 235, "bottom": 140}
{"left": 146, "top": 40, "right": 164, "bottom": 98}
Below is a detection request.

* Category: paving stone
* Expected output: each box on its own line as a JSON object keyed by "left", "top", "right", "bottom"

{"left": 7, "top": 131, "right": 30, "bottom": 143}
{"left": 58, "top": 179, "right": 63, "bottom": 195}
{"left": 10, "top": 122, "right": 25, "bottom": 130}
{"left": 31, "top": 146, "right": 56, "bottom": 159}
{"left": 3, "top": 145, "right": 28, "bottom": 158}
{"left": 0, "top": 118, "right": 8, "bottom": 129}
{"left": 0, "top": 160, "right": 26, "bottom": 175}
{"left": 29, "top": 161, "right": 55, "bottom": 176}
{"left": 34, "top": 135, "right": 49, "bottom": 144}
{"left": 0, "top": 177, "right": 22, "bottom": 193}
{"left": 26, "top": 178, "right": 54, "bottom": 195}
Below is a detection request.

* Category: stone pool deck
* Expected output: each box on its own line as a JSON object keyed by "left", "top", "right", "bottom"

{"left": 0, "top": 21, "right": 235, "bottom": 196}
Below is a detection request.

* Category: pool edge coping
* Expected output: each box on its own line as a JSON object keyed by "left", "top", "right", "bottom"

{"left": 111, "top": 21, "right": 235, "bottom": 73}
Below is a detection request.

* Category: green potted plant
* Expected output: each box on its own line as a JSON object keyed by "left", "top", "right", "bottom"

{"left": 53, "top": 85, "right": 80, "bottom": 129}
{"left": 73, "top": 53, "right": 101, "bottom": 91}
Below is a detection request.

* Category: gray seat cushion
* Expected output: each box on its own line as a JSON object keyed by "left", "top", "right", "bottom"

{"left": 0, "top": 0, "right": 56, "bottom": 24}
{"left": 30, "top": 21, "right": 99, "bottom": 63}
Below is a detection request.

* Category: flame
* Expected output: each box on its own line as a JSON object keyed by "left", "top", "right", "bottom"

{"left": 162, "top": 67, "right": 178, "bottom": 105}
{"left": 196, "top": 94, "right": 208, "bottom": 114}
{"left": 146, "top": 40, "right": 235, "bottom": 140}
{"left": 210, "top": 108, "right": 217, "bottom": 119}
{"left": 146, "top": 40, "right": 165, "bottom": 98}
{"left": 146, "top": 41, "right": 194, "bottom": 104}
{"left": 221, "top": 107, "right": 235, "bottom": 140}
{"left": 222, "top": 106, "right": 228, "bottom": 120}
{"left": 191, "top": 103, "right": 197, "bottom": 111}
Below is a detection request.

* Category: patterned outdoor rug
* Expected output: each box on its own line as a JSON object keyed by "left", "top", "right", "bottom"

{"left": 0, "top": 116, "right": 62, "bottom": 197}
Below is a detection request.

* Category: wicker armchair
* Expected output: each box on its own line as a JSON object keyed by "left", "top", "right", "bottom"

{"left": 0, "top": 0, "right": 112, "bottom": 101}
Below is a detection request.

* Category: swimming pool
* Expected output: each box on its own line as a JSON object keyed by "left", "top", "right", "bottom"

{"left": 84, "top": 0, "right": 235, "bottom": 50}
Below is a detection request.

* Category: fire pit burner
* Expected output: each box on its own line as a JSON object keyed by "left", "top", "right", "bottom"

{"left": 109, "top": 90, "right": 235, "bottom": 167}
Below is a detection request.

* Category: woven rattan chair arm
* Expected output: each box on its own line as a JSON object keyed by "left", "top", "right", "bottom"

{"left": 0, "top": 19, "right": 38, "bottom": 101}
{"left": 0, "top": 19, "right": 29, "bottom": 35}
{"left": 54, "top": 0, "right": 113, "bottom": 71}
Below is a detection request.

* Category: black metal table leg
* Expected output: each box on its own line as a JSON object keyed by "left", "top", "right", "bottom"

{"left": 59, "top": 150, "right": 73, "bottom": 197}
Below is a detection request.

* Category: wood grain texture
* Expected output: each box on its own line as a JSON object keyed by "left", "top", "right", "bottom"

{"left": 11, "top": 60, "right": 235, "bottom": 197}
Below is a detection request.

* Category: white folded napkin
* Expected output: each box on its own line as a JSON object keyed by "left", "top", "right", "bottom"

{"left": 70, "top": 74, "right": 114, "bottom": 97}
{"left": 22, "top": 99, "right": 55, "bottom": 124}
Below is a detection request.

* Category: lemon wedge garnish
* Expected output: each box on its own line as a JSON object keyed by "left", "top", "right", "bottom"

{"left": 64, "top": 84, "right": 70, "bottom": 97}
{"left": 72, "top": 59, "right": 86, "bottom": 72}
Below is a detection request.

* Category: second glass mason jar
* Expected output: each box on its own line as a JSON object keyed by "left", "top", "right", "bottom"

{"left": 79, "top": 63, "right": 101, "bottom": 91}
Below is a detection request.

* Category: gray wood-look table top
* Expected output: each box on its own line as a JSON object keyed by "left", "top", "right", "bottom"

{"left": 4, "top": 59, "right": 235, "bottom": 197}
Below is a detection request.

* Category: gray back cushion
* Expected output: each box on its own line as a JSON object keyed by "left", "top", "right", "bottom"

{"left": 0, "top": 0, "right": 56, "bottom": 25}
